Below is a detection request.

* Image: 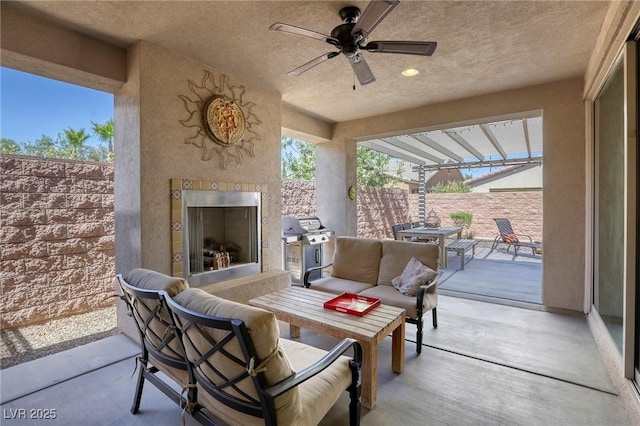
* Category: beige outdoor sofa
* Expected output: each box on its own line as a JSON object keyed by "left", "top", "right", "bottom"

{"left": 116, "top": 269, "right": 362, "bottom": 425}
{"left": 303, "top": 237, "right": 440, "bottom": 354}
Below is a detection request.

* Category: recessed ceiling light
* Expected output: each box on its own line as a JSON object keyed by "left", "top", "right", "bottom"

{"left": 401, "top": 68, "right": 420, "bottom": 77}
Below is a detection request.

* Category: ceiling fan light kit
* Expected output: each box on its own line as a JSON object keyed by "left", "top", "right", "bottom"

{"left": 270, "top": 0, "right": 437, "bottom": 86}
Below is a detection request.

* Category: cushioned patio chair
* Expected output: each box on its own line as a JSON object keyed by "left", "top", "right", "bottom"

{"left": 166, "top": 288, "right": 363, "bottom": 426}
{"left": 115, "top": 269, "right": 194, "bottom": 415}
{"left": 490, "top": 218, "right": 541, "bottom": 256}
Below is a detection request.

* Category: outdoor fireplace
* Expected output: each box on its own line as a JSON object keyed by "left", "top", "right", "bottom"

{"left": 182, "top": 190, "right": 261, "bottom": 286}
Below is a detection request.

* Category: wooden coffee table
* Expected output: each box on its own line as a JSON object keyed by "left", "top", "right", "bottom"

{"left": 249, "top": 286, "right": 405, "bottom": 409}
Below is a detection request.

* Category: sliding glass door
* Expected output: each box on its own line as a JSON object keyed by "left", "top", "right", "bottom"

{"left": 594, "top": 57, "right": 625, "bottom": 353}
{"left": 593, "top": 41, "right": 638, "bottom": 383}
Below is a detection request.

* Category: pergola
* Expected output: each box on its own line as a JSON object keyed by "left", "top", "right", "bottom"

{"left": 359, "top": 113, "right": 543, "bottom": 223}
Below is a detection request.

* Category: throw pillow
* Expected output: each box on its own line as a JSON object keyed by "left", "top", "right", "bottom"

{"left": 391, "top": 257, "right": 438, "bottom": 297}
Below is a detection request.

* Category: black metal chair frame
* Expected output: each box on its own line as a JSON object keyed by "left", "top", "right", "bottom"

{"left": 116, "top": 275, "right": 217, "bottom": 425}
{"left": 304, "top": 265, "right": 437, "bottom": 355}
{"left": 391, "top": 224, "right": 404, "bottom": 240}
{"left": 165, "top": 295, "right": 363, "bottom": 426}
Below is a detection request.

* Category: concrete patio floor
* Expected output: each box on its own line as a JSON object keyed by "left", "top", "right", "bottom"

{"left": 2, "top": 293, "right": 638, "bottom": 426}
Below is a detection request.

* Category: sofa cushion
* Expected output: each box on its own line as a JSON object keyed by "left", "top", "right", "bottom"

{"left": 391, "top": 257, "right": 438, "bottom": 297}
{"left": 308, "top": 276, "right": 375, "bottom": 295}
{"left": 123, "top": 268, "right": 189, "bottom": 297}
{"left": 173, "top": 288, "right": 300, "bottom": 424}
{"left": 331, "top": 237, "right": 382, "bottom": 285}
{"left": 378, "top": 240, "right": 439, "bottom": 286}
{"left": 358, "top": 285, "right": 437, "bottom": 319}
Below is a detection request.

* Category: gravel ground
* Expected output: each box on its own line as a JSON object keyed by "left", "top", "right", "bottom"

{"left": 0, "top": 305, "right": 119, "bottom": 370}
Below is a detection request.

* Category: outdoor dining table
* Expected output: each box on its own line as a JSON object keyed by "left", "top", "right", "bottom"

{"left": 396, "top": 226, "right": 463, "bottom": 268}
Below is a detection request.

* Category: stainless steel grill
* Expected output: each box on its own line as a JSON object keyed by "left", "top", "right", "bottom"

{"left": 282, "top": 216, "right": 333, "bottom": 284}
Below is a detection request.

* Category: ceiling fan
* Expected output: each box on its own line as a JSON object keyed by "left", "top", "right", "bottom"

{"left": 269, "top": 0, "right": 437, "bottom": 86}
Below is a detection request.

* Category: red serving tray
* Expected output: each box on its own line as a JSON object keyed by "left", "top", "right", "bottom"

{"left": 323, "top": 293, "right": 381, "bottom": 317}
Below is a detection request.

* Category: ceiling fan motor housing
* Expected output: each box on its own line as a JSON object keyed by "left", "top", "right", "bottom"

{"left": 331, "top": 23, "right": 360, "bottom": 57}
{"left": 339, "top": 6, "right": 361, "bottom": 23}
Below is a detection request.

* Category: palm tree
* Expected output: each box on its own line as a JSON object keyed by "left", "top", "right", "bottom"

{"left": 0, "top": 138, "right": 22, "bottom": 155}
{"left": 91, "top": 119, "right": 114, "bottom": 162}
{"left": 61, "top": 127, "right": 90, "bottom": 160}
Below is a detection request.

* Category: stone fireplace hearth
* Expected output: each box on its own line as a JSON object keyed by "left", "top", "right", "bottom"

{"left": 170, "top": 178, "right": 271, "bottom": 286}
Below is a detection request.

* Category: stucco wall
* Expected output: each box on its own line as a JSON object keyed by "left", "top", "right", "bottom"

{"left": 322, "top": 78, "right": 585, "bottom": 312}
{"left": 0, "top": 156, "right": 115, "bottom": 329}
{"left": 115, "top": 41, "right": 283, "bottom": 278}
{"left": 471, "top": 164, "right": 543, "bottom": 192}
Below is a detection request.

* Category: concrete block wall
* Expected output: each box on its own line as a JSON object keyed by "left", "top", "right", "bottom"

{"left": 357, "top": 186, "right": 417, "bottom": 239}
{"left": 2, "top": 169, "right": 540, "bottom": 330}
{"left": 424, "top": 192, "right": 543, "bottom": 241}
{"left": 281, "top": 179, "right": 316, "bottom": 218}
{"left": 1, "top": 155, "right": 115, "bottom": 330}
{"left": 281, "top": 181, "right": 542, "bottom": 242}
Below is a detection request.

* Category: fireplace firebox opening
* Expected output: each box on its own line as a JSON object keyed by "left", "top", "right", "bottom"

{"left": 182, "top": 190, "right": 261, "bottom": 286}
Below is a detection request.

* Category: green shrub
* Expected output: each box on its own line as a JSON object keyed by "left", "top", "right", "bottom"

{"left": 430, "top": 180, "right": 470, "bottom": 193}
{"left": 450, "top": 211, "right": 475, "bottom": 239}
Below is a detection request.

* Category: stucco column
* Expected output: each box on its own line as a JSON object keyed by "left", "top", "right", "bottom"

{"left": 316, "top": 137, "right": 357, "bottom": 238}
{"left": 114, "top": 43, "right": 142, "bottom": 276}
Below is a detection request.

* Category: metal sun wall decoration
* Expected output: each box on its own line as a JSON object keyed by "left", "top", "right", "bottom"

{"left": 179, "top": 71, "right": 261, "bottom": 169}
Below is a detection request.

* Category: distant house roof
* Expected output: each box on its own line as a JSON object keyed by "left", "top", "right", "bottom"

{"left": 386, "top": 159, "right": 464, "bottom": 186}
{"left": 465, "top": 164, "right": 539, "bottom": 186}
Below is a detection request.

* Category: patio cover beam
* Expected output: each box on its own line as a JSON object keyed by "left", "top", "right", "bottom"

{"left": 361, "top": 140, "right": 427, "bottom": 165}
{"left": 479, "top": 124, "right": 508, "bottom": 160}
{"left": 444, "top": 131, "right": 484, "bottom": 160}
{"left": 418, "top": 156, "right": 543, "bottom": 172}
{"left": 522, "top": 119, "right": 532, "bottom": 158}
{"left": 409, "top": 134, "right": 464, "bottom": 163}
{"left": 381, "top": 137, "right": 445, "bottom": 164}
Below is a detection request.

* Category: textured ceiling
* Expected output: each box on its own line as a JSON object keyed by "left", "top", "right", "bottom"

{"left": 10, "top": 0, "right": 610, "bottom": 124}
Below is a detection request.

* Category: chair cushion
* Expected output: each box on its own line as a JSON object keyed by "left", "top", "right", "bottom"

{"left": 193, "top": 338, "right": 353, "bottom": 426}
{"left": 123, "top": 268, "right": 189, "bottom": 297}
{"left": 391, "top": 257, "right": 437, "bottom": 297}
{"left": 358, "top": 285, "right": 437, "bottom": 319}
{"left": 173, "top": 288, "right": 300, "bottom": 424}
{"left": 378, "top": 240, "right": 439, "bottom": 286}
{"left": 331, "top": 237, "right": 382, "bottom": 285}
{"left": 280, "top": 339, "right": 353, "bottom": 425}
{"left": 308, "top": 276, "right": 375, "bottom": 295}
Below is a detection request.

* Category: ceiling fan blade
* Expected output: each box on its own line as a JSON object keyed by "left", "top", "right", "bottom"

{"left": 351, "top": 0, "right": 400, "bottom": 40}
{"left": 270, "top": 22, "right": 339, "bottom": 45}
{"left": 349, "top": 54, "right": 376, "bottom": 85}
{"left": 363, "top": 40, "right": 437, "bottom": 56}
{"left": 287, "top": 52, "right": 340, "bottom": 76}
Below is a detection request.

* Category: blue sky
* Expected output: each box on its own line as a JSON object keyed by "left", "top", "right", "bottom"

{"left": 1, "top": 67, "right": 114, "bottom": 147}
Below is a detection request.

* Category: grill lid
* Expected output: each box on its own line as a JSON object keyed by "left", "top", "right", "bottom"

{"left": 282, "top": 216, "right": 324, "bottom": 235}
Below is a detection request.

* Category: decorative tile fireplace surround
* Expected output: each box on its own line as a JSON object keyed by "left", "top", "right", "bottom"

{"left": 170, "top": 178, "right": 271, "bottom": 285}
